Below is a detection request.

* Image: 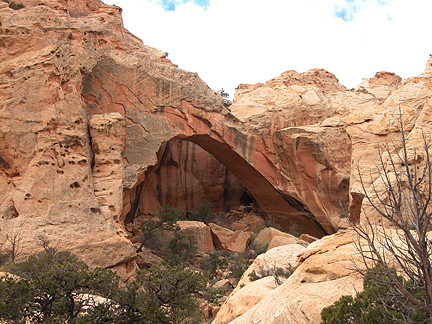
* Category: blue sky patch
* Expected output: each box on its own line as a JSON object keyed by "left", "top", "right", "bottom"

{"left": 333, "top": 0, "right": 359, "bottom": 22}
{"left": 333, "top": 0, "right": 392, "bottom": 22}
{"left": 158, "top": 0, "right": 210, "bottom": 11}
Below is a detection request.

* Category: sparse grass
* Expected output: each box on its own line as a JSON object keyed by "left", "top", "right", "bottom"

{"left": 265, "top": 219, "right": 282, "bottom": 230}
{"left": 248, "top": 263, "right": 294, "bottom": 285}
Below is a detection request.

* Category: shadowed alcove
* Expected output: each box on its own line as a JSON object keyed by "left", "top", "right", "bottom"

{"left": 121, "top": 135, "right": 328, "bottom": 238}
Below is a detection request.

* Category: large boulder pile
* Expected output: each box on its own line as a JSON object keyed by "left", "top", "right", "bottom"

{"left": 214, "top": 230, "right": 364, "bottom": 324}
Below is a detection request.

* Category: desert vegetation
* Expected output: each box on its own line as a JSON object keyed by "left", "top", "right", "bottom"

{"left": 322, "top": 119, "right": 432, "bottom": 323}
{"left": 0, "top": 244, "right": 212, "bottom": 323}
{"left": 0, "top": 204, "right": 290, "bottom": 323}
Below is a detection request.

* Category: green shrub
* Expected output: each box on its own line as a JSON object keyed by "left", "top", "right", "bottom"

{"left": 137, "top": 205, "right": 185, "bottom": 252}
{"left": 201, "top": 250, "right": 252, "bottom": 284}
{"left": 248, "top": 263, "right": 293, "bottom": 284}
{"left": 0, "top": 276, "right": 33, "bottom": 322}
{"left": 187, "top": 203, "right": 214, "bottom": 224}
{"left": 161, "top": 230, "right": 197, "bottom": 266}
{"left": 252, "top": 241, "right": 268, "bottom": 256}
{"left": 321, "top": 267, "right": 427, "bottom": 324}
{"left": 202, "top": 286, "right": 225, "bottom": 305}
{"left": 216, "top": 88, "right": 232, "bottom": 104}
{"left": 0, "top": 252, "right": 8, "bottom": 267}
{"left": 201, "top": 251, "right": 229, "bottom": 279}
{"left": 2, "top": 247, "right": 119, "bottom": 323}
{"left": 0, "top": 247, "right": 211, "bottom": 323}
{"left": 111, "top": 264, "right": 207, "bottom": 324}
{"left": 227, "top": 253, "right": 251, "bottom": 284}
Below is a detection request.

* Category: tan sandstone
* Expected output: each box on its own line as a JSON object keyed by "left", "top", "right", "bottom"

{"left": 225, "top": 230, "right": 364, "bottom": 324}
{"left": 178, "top": 221, "right": 214, "bottom": 253}
{"left": 255, "top": 227, "right": 308, "bottom": 248}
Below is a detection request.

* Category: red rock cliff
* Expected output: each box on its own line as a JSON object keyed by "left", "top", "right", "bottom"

{"left": 2, "top": 0, "right": 431, "bottom": 268}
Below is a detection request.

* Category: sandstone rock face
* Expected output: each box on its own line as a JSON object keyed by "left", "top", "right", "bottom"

{"left": 0, "top": 0, "right": 141, "bottom": 268}
{"left": 89, "top": 112, "right": 126, "bottom": 224}
{"left": 346, "top": 57, "right": 432, "bottom": 223}
{"left": 212, "top": 276, "right": 278, "bottom": 324}
{"left": 177, "top": 220, "right": 214, "bottom": 253}
{"left": 255, "top": 227, "right": 307, "bottom": 248}
{"left": 2, "top": 0, "right": 432, "bottom": 273}
{"left": 227, "top": 230, "right": 364, "bottom": 324}
{"left": 354, "top": 72, "right": 402, "bottom": 101}
{"left": 0, "top": 0, "right": 355, "bottom": 258}
{"left": 229, "top": 227, "right": 422, "bottom": 324}
{"left": 229, "top": 72, "right": 355, "bottom": 236}
{"left": 213, "top": 243, "right": 306, "bottom": 324}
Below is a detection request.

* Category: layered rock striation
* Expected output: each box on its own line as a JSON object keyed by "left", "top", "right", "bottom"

{"left": 1, "top": 0, "right": 432, "bottom": 272}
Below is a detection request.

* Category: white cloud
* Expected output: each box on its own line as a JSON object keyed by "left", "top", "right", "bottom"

{"left": 104, "top": 0, "right": 432, "bottom": 98}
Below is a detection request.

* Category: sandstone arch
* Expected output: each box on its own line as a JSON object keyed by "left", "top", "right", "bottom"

{"left": 79, "top": 52, "right": 352, "bottom": 238}
{"left": 119, "top": 133, "right": 334, "bottom": 238}
{"left": 0, "top": 0, "right": 354, "bottom": 271}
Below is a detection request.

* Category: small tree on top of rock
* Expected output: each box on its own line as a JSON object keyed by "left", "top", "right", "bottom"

{"left": 216, "top": 88, "right": 232, "bottom": 104}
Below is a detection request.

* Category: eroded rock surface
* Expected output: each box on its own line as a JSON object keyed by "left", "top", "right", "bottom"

{"left": 213, "top": 243, "right": 306, "bottom": 324}
{"left": 224, "top": 230, "right": 364, "bottom": 324}
{"left": 2, "top": 0, "right": 432, "bottom": 274}
{"left": 209, "top": 223, "right": 251, "bottom": 253}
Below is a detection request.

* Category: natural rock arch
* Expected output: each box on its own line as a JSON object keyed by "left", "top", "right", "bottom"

{"left": 82, "top": 56, "right": 350, "bottom": 238}
{"left": 0, "top": 0, "right": 361, "bottom": 272}
{"left": 120, "top": 134, "right": 329, "bottom": 238}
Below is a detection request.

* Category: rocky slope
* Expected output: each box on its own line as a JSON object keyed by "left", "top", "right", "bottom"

{"left": 222, "top": 230, "right": 364, "bottom": 324}
{"left": 1, "top": 0, "right": 432, "bottom": 286}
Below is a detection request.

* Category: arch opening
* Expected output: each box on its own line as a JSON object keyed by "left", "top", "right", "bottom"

{"left": 121, "top": 135, "right": 329, "bottom": 238}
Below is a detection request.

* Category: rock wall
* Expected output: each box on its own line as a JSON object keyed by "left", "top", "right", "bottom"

{"left": 121, "top": 138, "right": 248, "bottom": 224}
{"left": 1, "top": 0, "right": 432, "bottom": 269}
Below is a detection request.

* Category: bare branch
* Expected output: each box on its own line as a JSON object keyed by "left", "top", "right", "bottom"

{"left": 350, "top": 109, "right": 432, "bottom": 322}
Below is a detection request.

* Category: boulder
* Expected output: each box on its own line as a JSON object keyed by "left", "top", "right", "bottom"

{"left": 212, "top": 276, "right": 278, "bottom": 324}
{"left": 212, "top": 279, "right": 233, "bottom": 294}
{"left": 135, "top": 247, "right": 163, "bottom": 268}
{"left": 255, "top": 227, "right": 308, "bottom": 248}
{"left": 230, "top": 222, "right": 249, "bottom": 232}
{"left": 267, "top": 236, "right": 298, "bottom": 250}
{"left": 232, "top": 214, "right": 265, "bottom": 232}
{"left": 235, "top": 244, "right": 306, "bottom": 293}
{"left": 228, "top": 230, "right": 365, "bottom": 324}
{"left": 209, "top": 223, "right": 251, "bottom": 253}
{"left": 299, "top": 233, "right": 318, "bottom": 243}
{"left": 178, "top": 221, "right": 214, "bottom": 253}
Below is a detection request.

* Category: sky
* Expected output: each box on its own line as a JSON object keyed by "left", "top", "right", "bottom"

{"left": 104, "top": 0, "right": 432, "bottom": 99}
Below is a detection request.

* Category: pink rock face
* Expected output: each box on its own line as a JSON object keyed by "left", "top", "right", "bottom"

{"left": 177, "top": 221, "right": 214, "bottom": 253}
{"left": 120, "top": 139, "right": 248, "bottom": 223}
{"left": 2, "top": 0, "right": 432, "bottom": 269}
{"left": 209, "top": 223, "right": 251, "bottom": 253}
